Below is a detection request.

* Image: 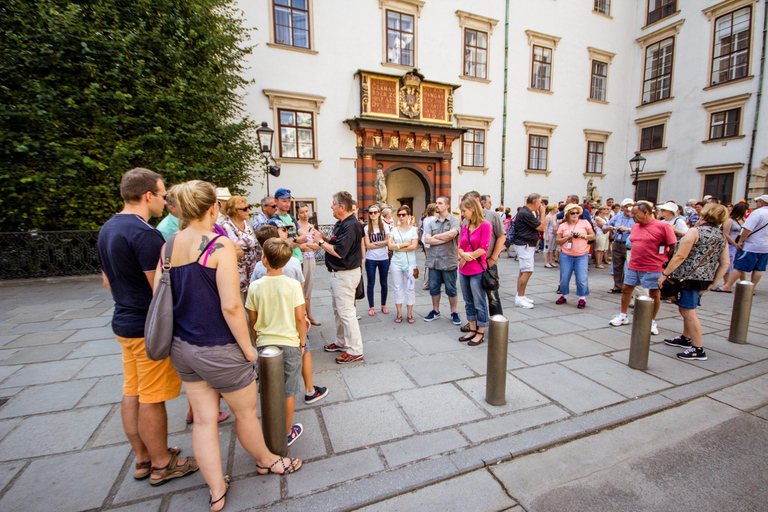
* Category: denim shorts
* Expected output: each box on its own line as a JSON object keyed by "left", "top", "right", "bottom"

{"left": 428, "top": 268, "right": 458, "bottom": 297}
{"left": 733, "top": 250, "right": 768, "bottom": 273}
{"left": 624, "top": 269, "right": 663, "bottom": 289}
{"left": 677, "top": 287, "right": 702, "bottom": 310}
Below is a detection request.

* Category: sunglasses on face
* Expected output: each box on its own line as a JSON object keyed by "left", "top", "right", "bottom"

{"left": 152, "top": 192, "right": 167, "bottom": 200}
{"left": 398, "top": 213, "right": 408, "bottom": 217}
{"left": 369, "top": 211, "right": 379, "bottom": 215}
{"left": 237, "top": 206, "right": 251, "bottom": 212}
{"left": 569, "top": 211, "right": 579, "bottom": 215}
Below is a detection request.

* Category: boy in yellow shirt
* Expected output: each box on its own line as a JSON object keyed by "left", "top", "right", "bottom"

{"left": 246, "top": 238, "right": 307, "bottom": 446}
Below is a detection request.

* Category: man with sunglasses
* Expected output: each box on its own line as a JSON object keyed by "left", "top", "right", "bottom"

{"left": 252, "top": 194, "right": 277, "bottom": 232}
{"left": 271, "top": 188, "right": 308, "bottom": 263}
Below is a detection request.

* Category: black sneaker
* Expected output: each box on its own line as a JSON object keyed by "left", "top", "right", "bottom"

{"left": 460, "top": 322, "right": 471, "bottom": 333}
{"left": 677, "top": 347, "right": 707, "bottom": 361}
{"left": 664, "top": 335, "right": 691, "bottom": 348}
{"left": 305, "top": 385, "right": 329, "bottom": 404}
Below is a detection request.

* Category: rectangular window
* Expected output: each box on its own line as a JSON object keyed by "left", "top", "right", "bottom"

{"left": 528, "top": 135, "right": 548, "bottom": 170}
{"left": 274, "top": 0, "right": 310, "bottom": 49}
{"left": 647, "top": 0, "right": 676, "bottom": 25}
{"left": 464, "top": 29, "right": 488, "bottom": 79}
{"left": 710, "top": 108, "right": 740, "bottom": 140}
{"left": 642, "top": 37, "right": 674, "bottom": 104}
{"left": 531, "top": 45, "right": 552, "bottom": 91}
{"left": 640, "top": 125, "right": 664, "bottom": 150}
{"left": 278, "top": 109, "right": 314, "bottom": 159}
{"left": 636, "top": 179, "right": 659, "bottom": 204}
{"left": 462, "top": 129, "right": 485, "bottom": 167}
{"left": 704, "top": 173, "right": 734, "bottom": 203}
{"left": 590, "top": 60, "right": 608, "bottom": 101}
{"left": 386, "top": 10, "right": 414, "bottom": 67}
{"left": 586, "top": 141, "right": 604, "bottom": 174}
{"left": 711, "top": 7, "right": 751, "bottom": 86}
{"left": 595, "top": 0, "right": 610, "bottom": 15}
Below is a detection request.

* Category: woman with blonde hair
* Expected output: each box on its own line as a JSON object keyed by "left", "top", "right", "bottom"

{"left": 158, "top": 181, "right": 301, "bottom": 511}
{"left": 220, "top": 195, "right": 258, "bottom": 302}
{"left": 296, "top": 202, "right": 322, "bottom": 325}
{"left": 457, "top": 197, "right": 492, "bottom": 346}
{"left": 555, "top": 203, "right": 595, "bottom": 308}
{"left": 660, "top": 203, "right": 730, "bottom": 360}
{"left": 713, "top": 201, "right": 748, "bottom": 291}
{"left": 388, "top": 205, "right": 419, "bottom": 323}
{"left": 593, "top": 205, "right": 611, "bottom": 268}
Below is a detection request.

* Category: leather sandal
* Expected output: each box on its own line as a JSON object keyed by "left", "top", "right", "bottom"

{"left": 256, "top": 457, "right": 302, "bottom": 475}
{"left": 209, "top": 475, "right": 230, "bottom": 512}
{"left": 395, "top": 316, "right": 402, "bottom": 323}
{"left": 407, "top": 316, "right": 415, "bottom": 324}
{"left": 458, "top": 330, "right": 476, "bottom": 342}
{"left": 149, "top": 453, "right": 199, "bottom": 486}
{"left": 468, "top": 333, "right": 486, "bottom": 347}
{"left": 134, "top": 447, "right": 181, "bottom": 480}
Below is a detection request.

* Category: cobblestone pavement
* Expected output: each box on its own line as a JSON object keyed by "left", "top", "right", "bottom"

{"left": 0, "top": 254, "right": 767, "bottom": 511}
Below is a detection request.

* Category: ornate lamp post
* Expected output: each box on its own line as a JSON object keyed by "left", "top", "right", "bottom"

{"left": 256, "top": 121, "right": 281, "bottom": 195}
{"left": 629, "top": 151, "right": 646, "bottom": 202}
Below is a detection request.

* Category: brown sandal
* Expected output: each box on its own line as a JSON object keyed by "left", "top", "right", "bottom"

{"left": 256, "top": 457, "right": 302, "bottom": 475}
{"left": 407, "top": 316, "right": 415, "bottom": 324}
{"left": 209, "top": 475, "right": 230, "bottom": 512}
{"left": 149, "top": 452, "right": 199, "bottom": 486}
{"left": 134, "top": 447, "right": 181, "bottom": 480}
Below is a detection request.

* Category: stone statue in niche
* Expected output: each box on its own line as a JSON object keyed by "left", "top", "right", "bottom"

{"left": 375, "top": 169, "right": 387, "bottom": 205}
{"left": 586, "top": 178, "right": 602, "bottom": 204}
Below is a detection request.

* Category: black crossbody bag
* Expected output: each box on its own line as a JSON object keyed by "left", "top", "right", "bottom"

{"left": 466, "top": 226, "right": 499, "bottom": 291}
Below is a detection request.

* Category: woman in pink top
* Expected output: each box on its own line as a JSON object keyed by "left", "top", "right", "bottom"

{"left": 457, "top": 197, "right": 492, "bottom": 346}
{"left": 555, "top": 204, "right": 595, "bottom": 308}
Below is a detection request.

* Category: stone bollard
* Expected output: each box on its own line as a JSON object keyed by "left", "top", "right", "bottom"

{"left": 628, "top": 296, "right": 654, "bottom": 370}
{"left": 258, "top": 346, "right": 287, "bottom": 456}
{"left": 728, "top": 280, "right": 755, "bottom": 345}
{"left": 486, "top": 314, "right": 509, "bottom": 406}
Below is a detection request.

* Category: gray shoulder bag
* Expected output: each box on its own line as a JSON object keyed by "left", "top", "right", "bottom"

{"left": 145, "top": 233, "right": 176, "bottom": 361}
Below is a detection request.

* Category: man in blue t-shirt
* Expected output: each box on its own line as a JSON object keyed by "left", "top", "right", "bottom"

{"left": 271, "top": 188, "right": 307, "bottom": 263}
{"left": 98, "top": 168, "right": 198, "bottom": 485}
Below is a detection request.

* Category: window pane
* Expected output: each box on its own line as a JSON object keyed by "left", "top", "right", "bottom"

{"left": 298, "top": 143, "right": 313, "bottom": 159}
{"left": 281, "top": 127, "right": 296, "bottom": 142}
{"left": 401, "top": 15, "right": 414, "bottom": 33}
{"left": 465, "top": 29, "right": 476, "bottom": 46}
{"left": 387, "top": 12, "right": 399, "bottom": 30}
{"left": 275, "top": 25, "right": 291, "bottom": 45}
{"left": 293, "top": 12, "right": 308, "bottom": 30}
{"left": 477, "top": 32, "right": 487, "bottom": 48}
{"left": 297, "top": 128, "right": 312, "bottom": 142}
{"left": 275, "top": 7, "right": 291, "bottom": 27}
{"left": 280, "top": 111, "right": 295, "bottom": 126}
{"left": 474, "top": 148, "right": 483, "bottom": 167}
{"left": 292, "top": 0, "right": 307, "bottom": 9}
{"left": 282, "top": 142, "right": 297, "bottom": 158}
{"left": 275, "top": 0, "right": 289, "bottom": 6}
{"left": 297, "top": 112, "right": 312, "bottom": 126}
{"left": 293, "top": 29, "right": 308, "bottom": 48}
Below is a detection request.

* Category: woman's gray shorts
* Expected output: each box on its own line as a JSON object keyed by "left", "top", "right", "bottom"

{"left": 170, "top": 338, "right": 256, "bottom": 394}
{"left": 258, "top": 345, "right": 303, "bottom": 398}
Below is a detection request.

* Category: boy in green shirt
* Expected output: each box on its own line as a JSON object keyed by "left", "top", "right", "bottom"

{"left": 246, "top": 238, "right": 307, "bottom": 446}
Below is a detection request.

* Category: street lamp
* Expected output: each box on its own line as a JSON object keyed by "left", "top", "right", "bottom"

{"left": 255, "top": 121, "right": 281, "bottom": 194}
{"left": 629, "top": 151, "right": 646, "bottom": 202}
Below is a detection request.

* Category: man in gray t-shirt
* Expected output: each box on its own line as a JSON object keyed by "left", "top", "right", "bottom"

{"left": 423, "top": 196, "right": 461, "bottom": 324}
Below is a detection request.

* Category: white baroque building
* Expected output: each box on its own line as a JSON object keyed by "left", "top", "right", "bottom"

{"left": 239, "top": 0, "right": 768, "bottom": 223}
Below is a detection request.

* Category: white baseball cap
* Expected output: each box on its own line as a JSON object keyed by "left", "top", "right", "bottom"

{"left": 756, "top": 194, "right": 768, "bottom": 203}
{"left": 658, "top": 202, "right": 678, "bottom": 213}
{"left": 620, "top": 198, "right": 634, "bottom": 207}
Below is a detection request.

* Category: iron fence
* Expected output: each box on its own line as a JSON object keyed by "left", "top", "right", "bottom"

{"left": 0, "top": 225, "right": 338, "bottom": 280}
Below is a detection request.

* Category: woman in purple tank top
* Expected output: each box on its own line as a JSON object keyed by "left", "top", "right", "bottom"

{"left": 156, "top": 181, "right": 301, "bottom": 510}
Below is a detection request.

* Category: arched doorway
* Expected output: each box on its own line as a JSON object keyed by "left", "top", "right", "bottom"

{"left": 386, "top": 167, "right": 429, "bottom": 217}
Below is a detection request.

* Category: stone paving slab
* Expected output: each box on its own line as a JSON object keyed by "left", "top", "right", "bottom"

{"left": 0, "top": 418, "right": 21, "bottom": 442}
{"left": 0, "top": 378, "right": 98, "bottom": 418}
{"left": 506, "top": 340, "right": 571, "bottom": 366}
{"left": 451, "top": 345, "right": 528, "bottom": 375}
{"left": 0, "top": 358, "right": 91, "bottom": 388}
{"left": 66, "top": 338, "right": 123, "bottom": 359}
{"left": 76, "top": 354, "right": 124, "bottom": 378}
{"left": 3, "top": 330, "right": 76, "bottom": 348}
{"left": 167, "top": 473, "right": 280, "bottom": 512}
{"left": 340, "top": 361, "right": 416, "bottom": 399}
{"left": 455, "top": 375, "right": 549, "bottom": 414}
{"left": 0, "top": 343, "right": 78, "bottom": 365}
{"left": 394, "top": 383, "right": 487, "bottom": 432}
{"left": 286, "top": 447, "right": 384, "bottom": 497}
{"left": 708, "top": 374, "right": 768, "bottom": 411}
{"left": 538, "top": 333, "right": 614, "bottom": 357}
{"left": 562, "top": 355, "right": 672, "bottom": 398}
{"left": 379, "top": 429, "right": 468, "bottom": 468}
{"left": 459, "top": 404, "right": 569, "bottom": 444}
{"left": 321, "top": 395, "right": 413, "bottom": 452}
{"left": 399, "top": 353, "right": 475, "bottom": 386}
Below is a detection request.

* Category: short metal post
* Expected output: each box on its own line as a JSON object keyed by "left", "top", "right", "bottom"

{"left": 628, "top": 296, "right": 654, "bottom": 370}
{"left": 729, "top": 280, "right": 755, "bottom": 344}
{"left": 486, "top": 314, "right": 509, "bottom": 406}
{"left": 258, "top": 347, "right": 287, "bottom": 456}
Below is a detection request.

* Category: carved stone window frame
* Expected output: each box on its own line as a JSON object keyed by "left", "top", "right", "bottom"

{"left": 702, "top": 93, "right": 751, "bottom": 143}
{"left": 696, "top": 162, "right": 744, "bottom": 203}
{"left": 456, "top": 10, "right": 499, "bottom": 84}
{"left": 455, "top": 114, "right": 494, "bottom": 173}
{"left": 380, "top": 0, "right": 424, "bottom": 70}
{"left": 583, "top": 129, "right": 612, "bottom": 177}
{"left": 703, "top": 0, "right": 758, "bottom": 89}
{"left": 636, "top": 20, "right": 685, "bottom": 108}
{"left": 587, "top": 47, "right": 615, "bottom": 104}
{"left": 634, "top": 111, "right": 672, "bottom": 152}
{"left": 263, "top": 89, "right": 326, "bottom": 168}
{"left": 267, "top": 0, "right": 318, "bottom": 55}
{"left": 526, "top": 30, "right": 561, "bottom": 94}
{"left": 523, "top": 121, "right": 557, "bottom": 175}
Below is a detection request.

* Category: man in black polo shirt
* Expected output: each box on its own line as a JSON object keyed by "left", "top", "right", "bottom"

{"left": 313, "top": 191, "right": 365, "bottom": 364}
{"left": 513, "top": 193, "right": 547, "bottom": 309}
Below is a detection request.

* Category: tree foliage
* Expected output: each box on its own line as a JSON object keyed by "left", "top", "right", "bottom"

{"left": 0, "top": 0, "right": 261, "bottom": 231}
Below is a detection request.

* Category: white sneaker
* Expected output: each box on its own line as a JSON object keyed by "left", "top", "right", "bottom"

{"left": 651, "top": 320, "right": 659, "bottom": 335}
{"left": 515, "top": 297, "right": 534, "bottom": 309}
{"left": 519, "top": 296, "right": 535, "bottom": 304}
{"left": 609, "top": 313, "right": 629, "bottom": 326}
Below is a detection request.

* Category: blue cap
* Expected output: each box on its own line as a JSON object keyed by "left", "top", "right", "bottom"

{"left": 274, "top": 188, "right": 292, "bottom": 199}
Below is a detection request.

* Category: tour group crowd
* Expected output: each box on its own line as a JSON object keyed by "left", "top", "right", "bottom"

{"left": 97, "top": 167, "right": 768, "bottom": 510}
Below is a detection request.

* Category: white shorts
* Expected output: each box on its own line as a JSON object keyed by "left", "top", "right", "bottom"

{"left": 515, "top": 245, "right": 536, "bottom": 273}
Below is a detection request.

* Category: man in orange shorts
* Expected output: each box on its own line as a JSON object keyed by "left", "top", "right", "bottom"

{"left": 98, "top": 168, "right": 198, "bottom": 486}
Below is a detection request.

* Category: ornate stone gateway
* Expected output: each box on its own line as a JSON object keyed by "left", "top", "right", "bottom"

{"left": 348, "top": 70, "right": 464, "bottom": 216}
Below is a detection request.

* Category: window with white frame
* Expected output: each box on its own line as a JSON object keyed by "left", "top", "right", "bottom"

{"left": 642, "top": 37, "right": 674, "bottom": 104}
{"left": 647, "top": 0, "right": 676, "bottom": 25}
{"left": 386, "top": 10, "right": 414, "bottom": 67}
{"left": 594, "top": 0, "right": 610, "bottom": 15}
{"left": 464, "top": 29, "right": 488, "bottom": 79}
{"left": 711, "top": 6, "right": 751, "bottom": 86}
{"left": 278, "top": 109, "right": 314, "bottom": 159}
{"left": 702, "top": 93, "right": 750, "bottom": 142}
{"left": 531, "top": 46, "right": 552, "bottom": 91}
{"left": 263, "top": 89, "right": 325, "bottom": 166}
{"left": 528, "top": 135, "right": 548, "bottom": 171}
{"left": 462, "top": 129, "right": 485, "bottom": 167}
{"left": 634, "top": 111, "right": 671, "bottom": 151}
{"left": 586, "top": 142, "right": 604, "bottom": 174}
{"left": 590, "top": 61, "right": 608, "bottom": 101}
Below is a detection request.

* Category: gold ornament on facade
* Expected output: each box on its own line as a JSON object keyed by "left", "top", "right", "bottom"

{"left": 361, "top": 76, "right": 369, "bottom": 113}
{"left": 373, "top": 135, "right": 382, "bottom": 147}
{"left": 420, "top": 139, "right": 429, "bottom": 150}
{"left": 389, "top": 135, "right": 399, "bottom": 148}
{"left": 436, "top": 141, "right": 444, "bottom": 151}
{"left": 399, "top": 72, "right": 421, "bottom": 118}
{"left": 447, "top": 93, "right": 454, "bottom": 118}
{"left": 357, "top": 135, "right": 363, "bottom": 146}
{"left": 405, "top": 137, "right": 414, "bottom": 150}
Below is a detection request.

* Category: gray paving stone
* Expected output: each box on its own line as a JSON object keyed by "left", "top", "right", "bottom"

{"left": 286, "top": 448, "right": 384, "bottom": 497}
{"left": 572, "top": 394, "right": 675, "bottom": 433}
{"left": 0, "top": 348, "right": 19, "bottom": 363}
{"left": 380, "top": 429, "right": 468, "bottom": 468}
{"left": 113, "top": 429, "right": 231, "bottom": 503}
{"left": 0, "top": 343, "right": 77, "bottom": 365}
{"left": 579, "top": 327, "right": 632, "bottom": 350}
{"left": 395, "top": 383, "right": 487, "bottom": 432}
{"left": 562, "top": 355, "right": 672, "bottom": 398}
{"left": 459, "top": 404, "right": 570, "bottom": 443}
{"left": 356, "top": 468, "right": 516, "bottom": 512}
{"left": 508, "top": 303, "right": 563, "bottom": 320}
{"left": 167, "top": 474, "right": 280, "bottom": 512}
{"left": 451, "top": 346, "right": 527, "bottom": 375}
{"left": 4, "top": 330, "right": 76, "bottom": 348}
{"left": 0, "top": 444, "right": 130, "bottom": 512}
{"left": 650, "top": 344, "right": 749, "bottom": 373}
{"left": 0, "top": 461, "right": 25, "bottom": 496}
{"left": 0, "top": 378, "right": 97, "bottom": 418}
{"left": 77, "top": 375, "right": 124, "bottom": 407}
{"left": 609, "top": 350, "right": 713, "bottom": 385}
{"left": 708, "top": 374, "right": 768, "bottom": 411}
{"left": 753, "top": 405, "right": 768, "bottom": 420}
{"left": 404, "top": 330, "right": 469, "bottom": 355}
{"left": 727, "top": 359, "right": 768, "bottom": 379}
{"left": 76, "top": 354, "right": 124, "bottom": 378}
{"left": 321, "top": 395, "right": 413, "bottom": 452}
{"left": 539, "top": 333, "right": 615, "bottom": 357}
{"left": 56, "top": 316, "right": 112, "bottom": 330}
{"left": 457, "top": 374, "right": 550, "bottom": 414}
{"left": 507, "top": 322, "right": 549, "bottom": 342}
{"left": 513, "top": 364, "right": 625, "bottom": 414}
{"left": 0, "top": 406, "right": 110, "bottom": 460}
{"left": 65, "top": 338, "right": 122, "bottom": 359}
{"left": 64, "top": 326, "right": 116, "bottom": 342}
{"left": 0, "top": 418, "right": 21, "bottom": 442}
{"left": 107, "top": 499, "right": 163, "bottom": 511}
{"left": 91, "top": 406, "right": 127, "bottom": 447}
{"left": 529, "top": 316, "right": 589, "bottom": 335}
{"left": 360, "top": 339, "right": 419, "bottom": 364}
{"left": 2, "top": 311, "right": 61, "bottom": 324}
{"left": 293, "top": 369, "right": 349, "bottom": 411}
{"left": 655, "top": 316, "right": 720, "bottom": 335}
{"left": 54, "top": 308, "right": 112, "bottom": 321}
{"left": 565, "top": 312, "right": 616, "bottom": 330}
{"left": 701, "top": 332, "right": 768, "bottom": 360}
{"left": 0, "top": 364, "right": 21, "bottom": 385}
{"left": 0, "top": 358, "right": 90, "bottom": 388}
{"left": 400, "top": 353, "right": 474, "bottom": 386}
{"left": 0, "top": 335, "right": 20, "bottom": 348}
{"left": 8, "top": 320, "right": 67, "bottom": 335}
{"left": 506, "top": 340, "right": 571, "bottom": 366}
{"left": 660, "top": 373, "right": 742, "bottom": 403}
{"left": 340, "top": 361, "right": 416, "bottom": 399}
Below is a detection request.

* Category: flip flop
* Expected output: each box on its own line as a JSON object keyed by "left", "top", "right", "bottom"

{"left": 395, "top": 316, "right": 402, "bottom": 323}
{"left": 712, "top": 287, "right": 732, "bottom": 293}
{"left": 407, "top": 317, "right": 415, "bottom": 324}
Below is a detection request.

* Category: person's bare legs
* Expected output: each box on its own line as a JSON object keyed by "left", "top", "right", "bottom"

{"left": 431, "top": 294, "right": 441, "bottom": 313}
{"left": 122, "top": 395, "right": 149, "bottom": 463}
{"left": 138, "top": 402, "right": 176, "bottom": 469}
{"left": 302, "top": 351, "right": 314, "bottom": 395}
{"left": 751, "top": 271, "right": 764, "bottom": 288}
{"left": 406, "top": 304, "right": 414, "bottom": 320}
{"left": 648, "top": 289, "right": 662, "bottom": 319}
{"left": 720, "top": 270, "right": 745, "bottom": 292}
{"left": 395, "top": 303, "right": 403, "bottom": 319}
{"left": 620, "top": 284, "right": 635, "bottom": 314}
{"left": 595, "top": 250, "right": 604, "bottom": 266}
{"left": 517, "top": 271, "right": 533, "bottom": 296}
{"left": 679, "top": 307, "right": 703, "bottom": 348}
{"left": 285, "top": 396, "right": 295, "bottom": 435}
{"left": 305, "top": 297, "right": 317, "bottom": 324}
{"left": 448, "top": 295, "right": 458, "bottom": 314}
